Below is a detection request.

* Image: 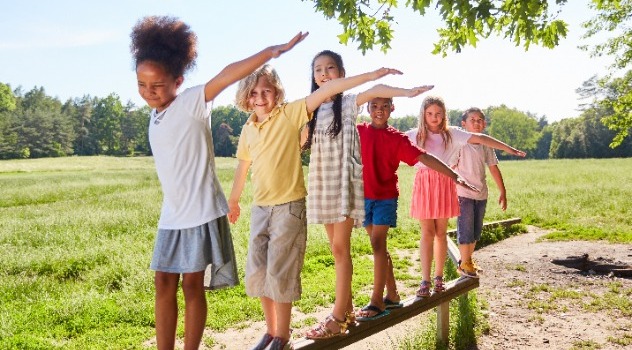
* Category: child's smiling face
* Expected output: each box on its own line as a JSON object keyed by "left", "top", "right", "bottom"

{"left": 248, "top": 76, "right": 278, "bottom": 117}
{"left": 312, "top": 55, "right": 343, "bottom": 88}
{"left": 136, "top": 60, "right": 182, "bottom": 112}
{"left": 368, "top": 98, "right": 394, "bottom": 129}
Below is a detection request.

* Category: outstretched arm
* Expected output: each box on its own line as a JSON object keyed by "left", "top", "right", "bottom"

{"left": 304, "top": 67, "right": 402, "bottom": 113}
{"left": 488, "top": 164, "right": 507, "bottom": 211}
{"left": 356, "top": 84, "right": 434, "bottom": 106}
{"left": 468, "top": 133, "right": 527, "bottom": 158}
{"left": 204, "top": 32, "right": 309, "bottom": 102}
{"left": 417, "top": 153, "right": 479, "bottom": 192}
{"left": 227, "top": 160, "right": 252, "bottom": 224}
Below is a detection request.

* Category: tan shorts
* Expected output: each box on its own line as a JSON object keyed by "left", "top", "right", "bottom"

{"left": 245, "top": 198, "right": 307, "bottom": 303}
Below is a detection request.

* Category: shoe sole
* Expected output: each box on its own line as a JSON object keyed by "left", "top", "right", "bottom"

{"left": 457, "top": 268, "right": 479, "bottom": 279}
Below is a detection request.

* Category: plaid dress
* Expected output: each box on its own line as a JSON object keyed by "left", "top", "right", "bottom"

{"left": 307, "top": 94, "right": 365, "bottom": 227}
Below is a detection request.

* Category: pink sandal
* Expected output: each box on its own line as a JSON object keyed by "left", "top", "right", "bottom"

{"left": 434, "top": 276, "right": 445, "bottom": 293}
{"left": 416, "top": 280, "right": 431, "bottom": 297}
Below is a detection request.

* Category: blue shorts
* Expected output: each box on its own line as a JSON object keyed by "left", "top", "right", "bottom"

{"left": 457, "top": 197, "right": 487, "bottom": 244}
{"left": 363, "top": 198, "right": 398, "bottom": 227}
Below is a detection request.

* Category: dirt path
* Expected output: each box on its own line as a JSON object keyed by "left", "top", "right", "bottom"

{"left": 472, "top": 226, "right": 632, "bottom": 350}
{"left": 201, "top": 226, "right": 632, "bottom": 349}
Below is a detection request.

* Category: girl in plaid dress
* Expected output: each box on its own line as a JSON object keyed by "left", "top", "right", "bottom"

{"left": 302, "top": 50, "right": 432, "bottom": 339}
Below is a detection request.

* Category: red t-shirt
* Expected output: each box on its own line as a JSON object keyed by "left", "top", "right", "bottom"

{"left": 357, "top": 122, "right": 425, "bottom": 200}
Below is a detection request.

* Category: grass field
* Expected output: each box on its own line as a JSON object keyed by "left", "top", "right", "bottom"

{"left": 1, "top": 156, "right": 631, "bottom": 349}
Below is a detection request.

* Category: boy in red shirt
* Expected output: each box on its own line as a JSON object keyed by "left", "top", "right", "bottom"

{"left": 356, "top": 97, "right": 476, "bottom": 320}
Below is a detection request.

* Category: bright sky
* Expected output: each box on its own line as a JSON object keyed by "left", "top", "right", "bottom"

{"left": 0, "top": 0, "right": 612, "bottom": 122}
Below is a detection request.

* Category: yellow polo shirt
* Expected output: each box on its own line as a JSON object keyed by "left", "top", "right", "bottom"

{"left": 236, "top": 98, "right": 312, "bottom": 206}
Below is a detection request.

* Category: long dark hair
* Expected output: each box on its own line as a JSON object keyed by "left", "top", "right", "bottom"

{"left": 302, "top": 50, "right": 345, "bottom": 151}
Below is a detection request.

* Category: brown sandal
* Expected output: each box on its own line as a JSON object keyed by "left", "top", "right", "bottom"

{"left": 305, "top": 314, "right": 348, "bottom": 340}
{"left": 345, "top": 310, "right": 358, "bottom": 327}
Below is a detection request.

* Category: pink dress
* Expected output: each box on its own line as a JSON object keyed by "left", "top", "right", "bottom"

{"left": 404, "top": 127, "right": 472, "bottom": 220}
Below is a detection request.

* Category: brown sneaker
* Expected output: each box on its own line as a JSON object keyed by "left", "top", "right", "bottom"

{"left": 458, "top": 261, "right": 479, "bottom": 279}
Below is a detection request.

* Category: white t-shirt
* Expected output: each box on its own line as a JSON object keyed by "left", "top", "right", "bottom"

{"left": 404, "top": 126, "right": 472, "bottom": 169}
{"left": 454, "top": 144, "right": 499, "bottom": 200}
{"left": 148, "top": 85, "right": 228, "bottom": 229}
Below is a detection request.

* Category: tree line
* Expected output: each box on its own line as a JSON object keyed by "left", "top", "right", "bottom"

{"left": 0, "top": 81, "right": 630, "bottom": 161}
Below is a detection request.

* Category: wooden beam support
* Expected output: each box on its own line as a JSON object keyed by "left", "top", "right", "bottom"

{"left": 447, "top": 217, "right": 521, "bottom": 263}
{"left": 447, "top": 217, "right": 522, "bottom": 236}
{"left": 436, "top": 300, "right": 449, "bottom": 345}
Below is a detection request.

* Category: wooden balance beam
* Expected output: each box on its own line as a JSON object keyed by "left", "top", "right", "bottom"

{"left": 294, "top": 217, "right": 521, "bottom": 349}
{"left": 293, "top": 277, "right": 478, "bottom": 349}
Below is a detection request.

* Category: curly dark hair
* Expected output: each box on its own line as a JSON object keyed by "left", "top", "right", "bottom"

{"left": 130, "top": 16, "right": 198, "bottom": 78}
{"left": 301, "top": 50, "right": 345, "bottom": 151}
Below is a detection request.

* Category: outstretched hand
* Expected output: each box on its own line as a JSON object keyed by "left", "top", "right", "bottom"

{"left": 372, "top": 67, "right": 404, "bottom": 80}
{"left": 405, "top": 85, "right": 434, "bottom": 97}
{"left": 270, "top": 31, "right": 309, "bottom": 58}
{"left": 509, "top": 148, "right": 527, "bottom": 158}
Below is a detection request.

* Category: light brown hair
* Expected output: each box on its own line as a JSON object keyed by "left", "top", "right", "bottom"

{"left": 234, "top": 64, "right": 285, "bottom": 112}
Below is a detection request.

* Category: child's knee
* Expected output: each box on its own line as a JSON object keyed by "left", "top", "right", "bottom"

{"left": 330, "top": 243, "right": 351, "bottom": 260}
{"left": 181, "top": 279, "right": 204, "bottom": 299}
{"left": 154, "top": 272, "right": 179, "bottom": 292}
{"left": 370, "top": 236, "right": 387, "bottom": 252}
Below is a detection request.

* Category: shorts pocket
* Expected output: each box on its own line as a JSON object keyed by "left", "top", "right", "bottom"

{"left": 288, "top": 200, "right": 306, "bottom": 220}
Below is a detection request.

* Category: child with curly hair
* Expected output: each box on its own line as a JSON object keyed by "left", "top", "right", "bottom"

{"left": 130, "top": 15, "right": 307, "bottom": 349}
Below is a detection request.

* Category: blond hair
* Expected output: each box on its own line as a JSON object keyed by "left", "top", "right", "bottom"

{"left": 416, "top": 95, "right": 451, "bottom": 147}
{"left": 234, "top": 64, "right": 285, "bottom": 112}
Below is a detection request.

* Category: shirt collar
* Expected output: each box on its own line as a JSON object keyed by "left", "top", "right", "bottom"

{"left": 245, "top": 105, "right": 282, "bottom": 127}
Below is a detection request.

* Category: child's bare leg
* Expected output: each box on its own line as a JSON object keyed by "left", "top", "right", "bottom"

{"left": 468, "top": 242, "right": 477, "bottom": 259}
{"left": 459, "top": 242, "right": 476, "bottom": 264}
{"left": 367, "top": 224, "right": 390, "bottom": 309}
{"left": 325, "top": 218, "right": 354, "bottom": 323}
{"left": 326, "top": 231, "right": 354, "bottom": 320}
{"left": 154, "top": 271, "right": 179, "bottom": 350}
{"left": 384, "top": 252, "right": 400, "bottom": 302}
{"left": 181, "top": 271, "right": 206, "bottom": 350}
{"left": 432, "top": 218, "right": 449, "bottom": 277}
{"left": 274, "top": 301, "right": 292, "bottom": 340}
{"left": 419, "top": 219, "right": 436, "bottom": 281}
{"left": 260, "top": 296, "right": 277, "bottom": 336}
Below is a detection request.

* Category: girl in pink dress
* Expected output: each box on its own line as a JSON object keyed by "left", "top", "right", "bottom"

{"left": 405, "top": 96, "right": 525, "bottom": 297}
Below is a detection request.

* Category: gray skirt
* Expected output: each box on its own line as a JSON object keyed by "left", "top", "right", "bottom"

{"left": 150, "top": 215, "right": 239, "bottom": 290}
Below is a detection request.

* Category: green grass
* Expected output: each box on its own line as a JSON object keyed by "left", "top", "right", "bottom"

{"left": 1, "top": 156, "right": 631, "bottom": 349}
{"left": 397, "top": 293, "right": 488, "bottom": 350}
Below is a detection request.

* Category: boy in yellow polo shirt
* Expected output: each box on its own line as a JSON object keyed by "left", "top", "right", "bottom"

{"left": 227, "top": 63, "right": 405, "bottom": 350}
